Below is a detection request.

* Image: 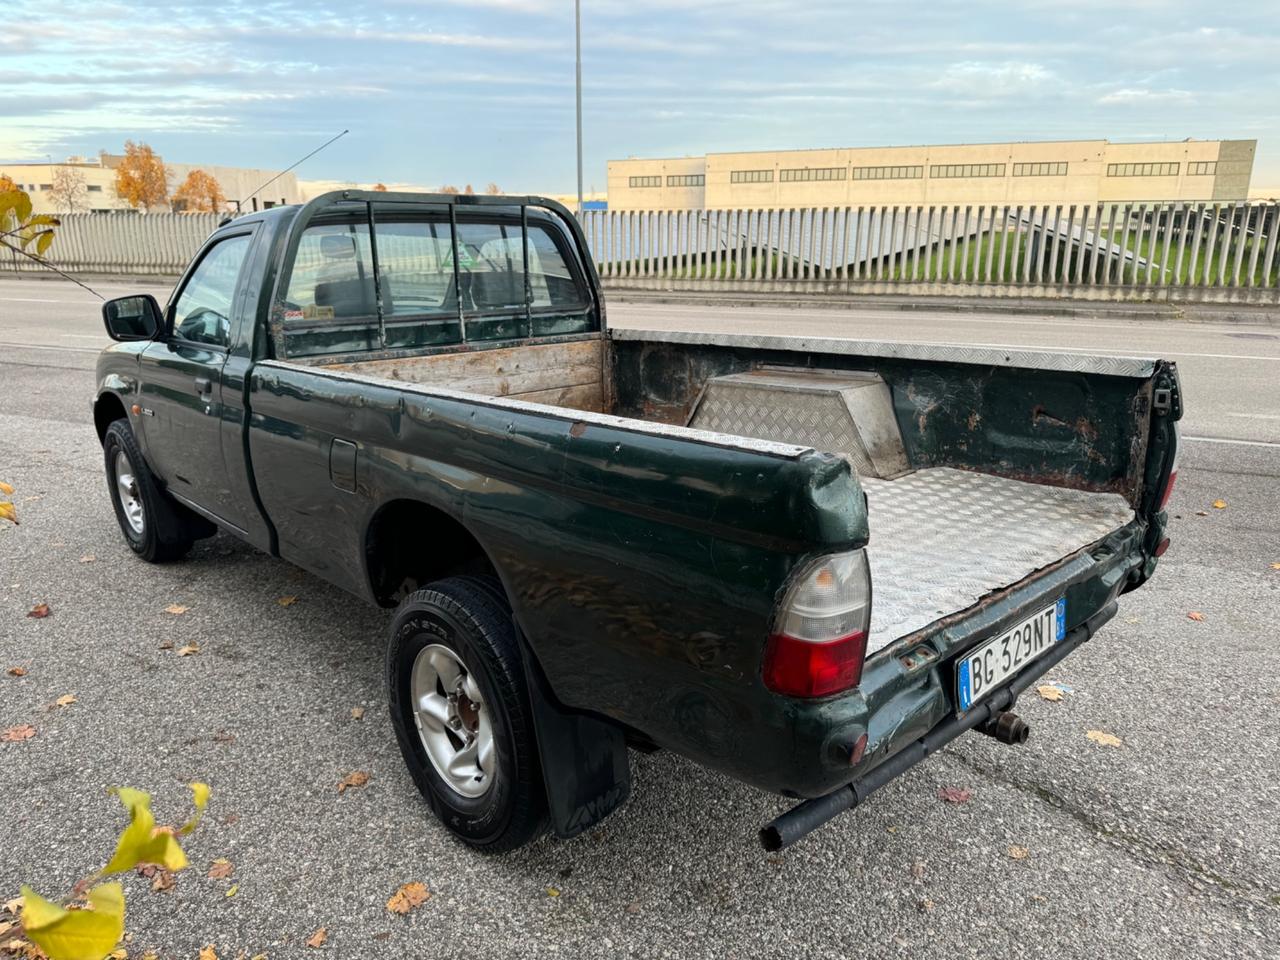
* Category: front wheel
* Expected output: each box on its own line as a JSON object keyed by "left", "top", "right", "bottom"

{"left": 387, "top": 577, "right": 548, "bottom": 853}
{"left": 102, "top": 420, "right": 195, "bottom": 562}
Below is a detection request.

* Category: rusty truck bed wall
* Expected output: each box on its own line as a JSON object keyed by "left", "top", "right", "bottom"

{"left": 608, "top": 328, "right": 1158, "bottom": 506}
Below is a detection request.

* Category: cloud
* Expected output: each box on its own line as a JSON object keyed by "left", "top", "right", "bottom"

{"left": 1097, "top": 88, "right": 1196, "bottom": 106}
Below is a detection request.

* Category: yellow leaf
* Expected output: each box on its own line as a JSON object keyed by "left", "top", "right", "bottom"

{"left": 1271, "top": 562, "right": 1280, "bottom": 571}
{"left": 276, "top": 596, "right": 298, "bottom": 607}
{"left": 1008, "top": 845, "right": 1030, "bottom": 860}
{"left": 0, "top": 503, "right": 19, "bottom": 525}
{"left": 21, "top": 882, "right": 124, "bottom": 960}
{"left": 386, "top": 882, "right": 429, "bottom": 914}
{"left": 546, "top": 887, "right": 560, "bottom": 897}
{"left": 102, "top": 788, "right": 188, "bottom": 875}
{"left": 224, "top": 884, "right": 239, "bottom": 898}
{"left": 0, "top": 481, "right": 13, "bottom": 495}
{"left": 1212, "top": 499, "right": 1227, "bottom": 509}
{"left": 178, "top": 782, "right": 210, "bottom": 836}
{"left": 305, "top": 927, "right": 328, "bottom": 948}
{"left": 1086, "top": 729, "right": 1123, "bottom": 748}
{"left": 1187, "top": 611, "right": 1205, "bottom": 622}
{"left": 56, "top": 694, "right": 77, "bottom": 707}
{"left": 199, "top": 947, "right": 218, "bottom": 960}
{"left": 164, "top": 604, "right": 189, "bottom": 615}
{"left": 1036, "top": 684, "right": 1063, "bottom": 702}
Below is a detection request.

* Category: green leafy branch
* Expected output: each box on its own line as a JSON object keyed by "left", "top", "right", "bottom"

{"left": 0, "top": 189, "right": 58, "bottom": 261}
{"left": 2, "top": 784, "right": 209, "bottom": 960}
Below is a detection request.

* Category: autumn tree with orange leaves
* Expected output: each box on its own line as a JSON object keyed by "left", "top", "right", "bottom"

{"left": 171, "top": 169, "right": 226, "bottom": 213}
{"left": 373, "top": 182, "right": 388, "bottom": 192}
{"left": 112, "top": 141, "right": 169, "bottom": 211}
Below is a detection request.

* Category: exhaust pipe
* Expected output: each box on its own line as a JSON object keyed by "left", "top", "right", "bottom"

{"left": 978, "top": 710, "right": 1029, "bottom": 745}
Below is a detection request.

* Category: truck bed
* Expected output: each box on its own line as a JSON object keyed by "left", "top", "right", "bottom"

{"left": 860, "top": 468, "right": 1133, "bottom": 652}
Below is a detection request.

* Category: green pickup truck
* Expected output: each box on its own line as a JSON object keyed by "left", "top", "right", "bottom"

{"left": 94, "top": 191, "right": 1180, "bottom": 852}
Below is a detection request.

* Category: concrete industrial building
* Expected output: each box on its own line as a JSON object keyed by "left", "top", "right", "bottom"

{"left": 0, "top": 155, "right": 302, "bottom": 214}
{"left": 607, "top": 139, "right": 1256, "bottom": 211}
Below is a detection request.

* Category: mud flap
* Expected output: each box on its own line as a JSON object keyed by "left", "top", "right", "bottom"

{"left": 517, "top": 634, "right": 631, "bottom": 839}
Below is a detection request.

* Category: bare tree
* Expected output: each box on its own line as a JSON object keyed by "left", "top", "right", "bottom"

{"left": 49, "top": 167, "right": 88, "bottom": 214}
{"left": 463, "top": 184, "right": 475, "bottom": 195}
{"left": 439, "top": 185, "right": 460, "bottom": 195}
{"left": 484, "top": 183, "right": 501, "bottom": 195}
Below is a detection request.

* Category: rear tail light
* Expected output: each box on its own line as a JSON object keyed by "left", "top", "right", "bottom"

{"left": 763, "top": 550, "right": 872, "bottom": 698}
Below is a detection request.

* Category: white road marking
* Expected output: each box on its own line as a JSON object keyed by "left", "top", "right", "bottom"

{"left": 0, "top": 296, "right": 65, "bottom": 303}
{"left": 1183, "top": 435, "right": 1280, "bottom": 448}
{"left": 1224, "top": 412, "right": 1280, "bottom": 420}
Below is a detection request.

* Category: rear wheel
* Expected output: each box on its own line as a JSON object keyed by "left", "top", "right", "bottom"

{"left": 387, "top": 576, "right": 548, "bottom": 852}
{"left": 103, "top": 420, "right": 198, "bottom": 562}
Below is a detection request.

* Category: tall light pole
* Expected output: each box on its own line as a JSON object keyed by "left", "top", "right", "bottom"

{"left": 575, "top": 0, "right": 583, "bottom": 216}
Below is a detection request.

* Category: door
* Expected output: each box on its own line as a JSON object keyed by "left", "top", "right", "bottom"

{"left": 139, "top": 230, "right": 255, "bottom": 528}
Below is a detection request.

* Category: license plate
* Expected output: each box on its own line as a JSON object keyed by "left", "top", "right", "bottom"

{"left": 956, "top": 599, "right": 1066, "bottom": 712}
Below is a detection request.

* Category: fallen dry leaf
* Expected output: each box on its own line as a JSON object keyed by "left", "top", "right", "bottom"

{"left": 916, "top": 898, "right": 935, "bottom": 914}
{"left": 208, "top": 858, "right": 234, "bottom": 880}
{"left": 151, "top": 869, "right": 176, "bottom": 892}
{"left": 306, "top": 927, "right": 328, "bottom": 948}
{"left": 546, "top": 887, "right": 561, "bottom": 897}
{"left": 338, "top": 771, "right": 370, "bottom": 794}
{"left": 6, "top": 667, "right": 26, "bottom": 677}
{"left": 937, "top": 786, "right": 972, "bottom": 805}
{"left": 1271, "top": 562, "right": 1280, "bottom": 571}
{"left": 277, "top": 596, "right": 299, "bottom": 607}
{"left": 177, "top": 643, "right": 200, "bottom": 657}
{"left": 79, "top": 555, "right": 96, "bottom": 563}
{"left": 625, "top": 901, "right": 642, "bottom": 915}
{"left": 909, "top": 861, "right": 926, "bottom": 881}
{"left": 0, "top": 481, "right": 13, "bottom": 496}
{"left": 350, "top": 707, "right": 365, "bottom": 721}
{"left": 1008, "top": 845, "right": 1030, "bottom": 860}
{"left": 386, "top": 881, "right": 429, "bottom": 915}
{"left": 1212, "top": 499, "right": 1227, "bottom": 509}
{"left": 199, "top": 946, "right": 218, "bottom": 960}
{"left": 225, "top": 884, "right": 239, "bottom": 898}
{"left": 158, "top": 640, "right": 174, "bottom": 650}
{"left": 164, "top": 604, "right": 190, "bottom": 615}
{"left": 1037, "top": 684, "right": 1064, "bottom": 702}
{"left": 1187, "top": 611, "right": 1206, "bottom": 622}
{"left": 1195, "top": 510, "right": 1208, "bottom": 517}
{"left": 2, "top": 895, "right": 22, "bottom": 915}
{"left": 0, "top": 503, "right": 16, "bottom": 526}
{"left": 1, "top": 724, "right": 36, "bottom": 743}
{"left": 54, "top": 694, "right": 76, "bottom": 707}
{"left": 26, "top": 603, "right": 50, "bottom": 619}
{"left": 213, "top": 730, "right": 235, "bottom": 743}
{"left": 1086, "top": 729, "right": 1123, "bottom": 748}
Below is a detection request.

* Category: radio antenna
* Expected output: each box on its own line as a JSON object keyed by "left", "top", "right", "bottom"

{"left": 237, "top": 129, "right": 349, "bottom": 209}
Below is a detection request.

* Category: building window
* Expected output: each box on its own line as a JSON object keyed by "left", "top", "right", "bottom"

{"left": 87, "top": 184, "right": 103, "bottom": 192}
{"left": 628, "top": 176, "right": 661, "bottom": 188}
{"left": 730, "top": 169, "right": 773, "bottom": 184}
{"left": 851, "top": 165, "right": 923, "bottom": 180}
{"left": 1012, "top": 162, "right": 1068, "bottom": 177}
{"left": 666, "top": 174, "right": 704, "bottom": 187}
{"left": 929, "top": 164, "right": 1006, "bottom": 179}
{"left": 779, "top": 167, "right": 846, "bottom": 183}
{"left": 1106, "top": 162, "right": 1179, "bottom": 177}
{"left": 38, "top": 183, "right": 52, "bottom": 190}
{"left": 1188, "top": 161, "right": 1217, "bottom": 176}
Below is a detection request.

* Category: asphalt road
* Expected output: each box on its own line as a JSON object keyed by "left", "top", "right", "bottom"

{"left": 2, "top": 276, "right": 1278, "bottom": 959}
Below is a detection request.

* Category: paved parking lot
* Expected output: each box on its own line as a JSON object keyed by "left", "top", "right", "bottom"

{"left": 2, "top": 277, "right": 1278, "bottom": 958}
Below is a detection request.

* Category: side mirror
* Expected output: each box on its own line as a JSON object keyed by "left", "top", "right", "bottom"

{"left": 102, "top": 294, "right": 163, "bottom": 342}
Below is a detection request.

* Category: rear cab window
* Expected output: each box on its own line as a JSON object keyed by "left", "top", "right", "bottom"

{"left": 273, "top": 198, "right": 597, "bottom": 359}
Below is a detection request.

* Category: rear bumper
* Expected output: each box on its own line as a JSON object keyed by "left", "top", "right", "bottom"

{"left": 761, "top": 600, "right": 1117, "bottom": 850}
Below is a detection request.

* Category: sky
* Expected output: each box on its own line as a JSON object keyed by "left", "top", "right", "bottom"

{"left": 3, "top": 0, "right": 1278, "bottom": 193}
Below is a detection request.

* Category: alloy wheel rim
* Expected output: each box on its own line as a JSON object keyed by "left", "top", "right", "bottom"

{"left": 114, "top": 450, "right": 145, "bottom": 535}
{"left": 410, "top": 643, "right": 495, "bottom": 799}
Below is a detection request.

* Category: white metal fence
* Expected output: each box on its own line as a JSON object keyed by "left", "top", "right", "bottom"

{"left": 4, "top": 203, "right": 1278, "bottom": 303}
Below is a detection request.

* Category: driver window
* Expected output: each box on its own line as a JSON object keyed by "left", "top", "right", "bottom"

{"left": 172, "top": 234, "right": 252, "bottom": 347}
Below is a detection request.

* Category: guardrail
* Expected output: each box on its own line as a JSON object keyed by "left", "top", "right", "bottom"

{"left": 3, "top": 202, "right": 1277, "bottom": 304}
{"left": 579, "top": 201, "right": 1280, "bottom": 303}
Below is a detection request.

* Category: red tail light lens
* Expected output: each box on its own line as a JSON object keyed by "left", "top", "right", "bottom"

{"left": 1158, "top": 469, "right": 1177, "bottom": 511}
{"left": 763, "top": 630, "right": 868, "bottom": 698}
{"left": 764, "top": 550, "right": 872, "bottom": 699}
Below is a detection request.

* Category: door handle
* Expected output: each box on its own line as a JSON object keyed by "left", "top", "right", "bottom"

{"left": 194, "top": 376, "right": 213, "bottom": 398}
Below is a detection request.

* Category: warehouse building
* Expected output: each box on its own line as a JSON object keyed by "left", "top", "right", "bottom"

{"left": 606, "top": 139, "right": 1256, "bottom": 211}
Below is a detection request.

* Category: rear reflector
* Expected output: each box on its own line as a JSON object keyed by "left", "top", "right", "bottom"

{"left": 1154, "top": 537, "right": 1171, "bottom": 557}
{"left": 763, "top": 630, "right": 867, "bottom": 699}
{"left": 1158, "top": 470, "right": 1177, "bottom": 511}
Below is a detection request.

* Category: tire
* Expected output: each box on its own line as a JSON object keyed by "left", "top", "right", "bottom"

{"left": 102, "top": 419, "right": 195, "bottom": 562}
{"left": 387, "top": 576, "right": 548, "bottom": 853}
